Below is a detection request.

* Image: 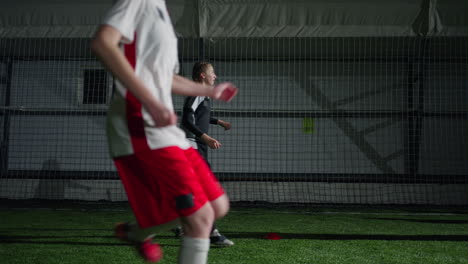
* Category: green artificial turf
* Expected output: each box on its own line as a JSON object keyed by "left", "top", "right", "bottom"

{"left": 1, "top": 206, "right": 467, "bottom": 264}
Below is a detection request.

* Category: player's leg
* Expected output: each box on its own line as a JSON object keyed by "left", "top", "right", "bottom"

{"left": 172, "top": 142, "right": 211, "bottom": 239}
{"left": 116, "top": 220, "right": 180, "bottom": 242}
{"left": 178, "top": 202, "right": 214, "bottom": 264}
{"left": 114, "top": 147, "right": 208, "bottom": 263}
{"left": 113, "top": 153, "right": 168, "bottom": 262}
{"left": 208, "top": 195, "right": 234, "bottom": 246}
{"left": 162, "top": 147, "right": 220, "bottom": 264}
{"left": 175, "top": 192, "right": 233, "bottom": 246}
{"left": 210, "top": 194, "right": 229, "bottom": 219}
{"left": 185, "top": 147, "right": 234, "bottom": 247}
{"left": 179, "top": 202, "right": 214, "bottom": 237}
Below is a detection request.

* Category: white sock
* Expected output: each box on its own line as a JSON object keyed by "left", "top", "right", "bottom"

{"left": 178, "top": 236, "right": 210, "bottom": 264}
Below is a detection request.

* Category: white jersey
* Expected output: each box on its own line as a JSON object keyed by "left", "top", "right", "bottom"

{"left": 103, "top": 0, "right": 190, "bottom": 157}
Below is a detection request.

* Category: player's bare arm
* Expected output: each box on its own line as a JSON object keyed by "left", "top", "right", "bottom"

{"left": 200, "top": 134, "right": 221, "bottom": 149}
{"left": 90, "top": 25, "right": 176, "bottom": 127}
{"left": 172, "top": 75, "right": 238, "bottom": 102}
{"left": 217, "top": 120, "right": 231, "bottom": 130}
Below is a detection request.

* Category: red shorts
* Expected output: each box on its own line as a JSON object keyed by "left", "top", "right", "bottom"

{"left": 113, "top": 147, "right": 225, "bottom": 228}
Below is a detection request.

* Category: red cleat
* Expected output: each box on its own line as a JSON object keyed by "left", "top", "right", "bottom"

{"left": 114, "top": 222, "right": 163, "bottom": 262}
{"left": 138, "top": 239, "right": 163, "bottom": 263}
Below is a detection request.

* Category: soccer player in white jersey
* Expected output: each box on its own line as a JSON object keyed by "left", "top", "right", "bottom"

{"left": 90, "top": 0, "right": 238, "bottom": 263}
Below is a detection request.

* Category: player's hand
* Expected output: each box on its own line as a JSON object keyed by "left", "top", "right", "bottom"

{"left": 146, "top": 102, "right": 177, "bottom": 127}
{"left": 218, "top": 120, "right": 231, "bottom": 130}
{"left": 201, "top": 134, "right": 221, "bottom": 149}
{"left": 212, "top": 82, "right": 238, "bottom": 102}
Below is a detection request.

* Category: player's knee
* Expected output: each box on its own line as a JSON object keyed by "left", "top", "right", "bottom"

{"left": 213, "top": 195, "right": 230, "bottom": 219}
{"left": 194, "top": 205, "right": 215, "bottom": 226}
{"left": 215, "top": 203, "right": 229, "bottom": 220}
{"left": 182, "top": 204, "right": 215, "bottom": 237}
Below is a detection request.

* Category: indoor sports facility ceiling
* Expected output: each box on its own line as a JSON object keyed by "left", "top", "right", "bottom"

{"left": 0, "top": 0, "right": 467, "bottom": 38}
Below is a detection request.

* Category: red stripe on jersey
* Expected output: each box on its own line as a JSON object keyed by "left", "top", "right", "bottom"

{"left": 124, "top": 35, "right": 150, "bottom": 153}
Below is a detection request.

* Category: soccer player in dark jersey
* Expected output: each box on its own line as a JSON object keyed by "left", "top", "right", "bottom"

{"left": 181, "top": 62, "right": 232, "bottom": 162}
{"left": 178, "top": 61, "right": 234, "bottom": 247}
